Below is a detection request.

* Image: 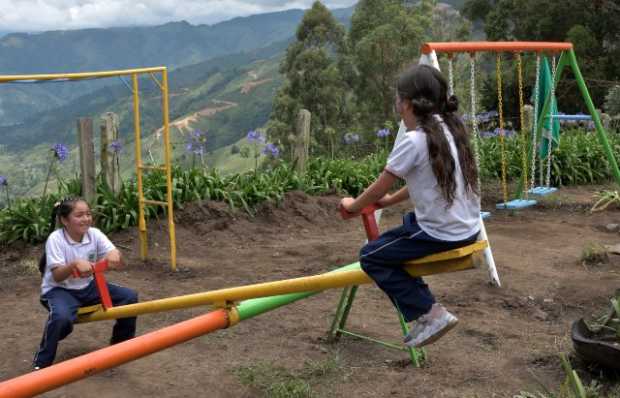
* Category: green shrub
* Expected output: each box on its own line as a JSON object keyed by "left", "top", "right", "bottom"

{"left": 478, "top": 129, "right": 620, "bottom": 186}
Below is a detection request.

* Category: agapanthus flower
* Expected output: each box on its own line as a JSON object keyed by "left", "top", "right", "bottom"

{"left": 343, "top": 133, "right": 360, "bottom": 145}
{"left": 262, "top": 143, "right": 280, "bottom": 158}
{"left": 52, "top": 143, "right": 69, "bottom": 162}
{"left": 0, "top": 176, "right": 7, "bottom": 186}
{"left": 376, "top": 128, "right": 391, "bottom": 138}
{"left": 109, "top": 140, "right": 123, "bottom": 154}
{"left": 185, "top": 141, "right": 205, "bottom": 155}
{"left": 246, "top": 130, "right": 266, "bottom": 143}
{"left": 191, "top": 129, "right": 206, "bottom": 140}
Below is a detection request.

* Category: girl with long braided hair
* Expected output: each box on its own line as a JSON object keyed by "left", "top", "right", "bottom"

{"left": 339, "top": 64, "right": 480, "bottom": 348}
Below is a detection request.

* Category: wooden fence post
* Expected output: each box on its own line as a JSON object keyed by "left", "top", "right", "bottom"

{"left": 77, "top": 118, "right": 96, "bottom": 203}
{"left": 100, "top": 112, "right": 121, "bottom": 194}
{"left": 293, "top": 109, "right": 311, "bottom": 174}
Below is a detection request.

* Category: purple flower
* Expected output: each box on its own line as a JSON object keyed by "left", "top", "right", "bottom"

{"left": 52, "top": 143, "right": 69, "bottom": 162}
{"left": 185, "top": 141, "right": 204, "bottom": 155}
{"left": 376, "top": 128, "right": 391, "bottom": 138}
{"left": 109, "top": 140, "right": 123, "bottom": 154}
{"left": 246, "top": 130, "right": 266, "bottom": 143}
{"left": 185, "top": 130, "right": 207, "bottom": 155}
{"left": 0, "top": 176, "right": 6, "bottom": 186}
{"left": 262, "top": 143, "right": 280, "bottom": 158}
{"left": 344, "top": 133, "right": 360, "bottom": 145}
{"left": 191, "top": 129, "right": 206, "bottom": 140}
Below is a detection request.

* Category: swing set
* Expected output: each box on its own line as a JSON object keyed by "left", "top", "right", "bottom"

{"left": 425, "top": 41, "right": 620, "bottom": 209}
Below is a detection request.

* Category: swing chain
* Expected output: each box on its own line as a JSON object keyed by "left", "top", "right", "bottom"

{"left": 496, "top": 53, "right": 509, "bottom": 205}
{"left": 448, "top": 55, "right": 455, "bottom": 97}
{"left": 469, "top": 54, "right": 481, "bottom": 185}
{"left": 516, "top": 53, "right": 529, "bottom": 199}
{"left": 531, "top": 54, "right": 541, "bottom": 190}
{"left": 546, "top": 55, "right": 557, "bottom": 188}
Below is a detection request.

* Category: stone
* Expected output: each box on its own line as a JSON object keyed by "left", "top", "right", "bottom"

{"left": 606, "top": 223, "right": 620, "bottom": 232}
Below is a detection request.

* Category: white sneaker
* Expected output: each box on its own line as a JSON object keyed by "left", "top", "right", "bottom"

{"left": 404, "top": 304, "right": 458, "bottom": 348}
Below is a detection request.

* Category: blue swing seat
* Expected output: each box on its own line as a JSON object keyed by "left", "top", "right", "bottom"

{"left": 496, "top": 199, "right": 537, "bottom": 209}
{"left": 480, "top": 211, "right": 491, "bottom": 220}
{"left": 528, "top": 186, "right": 558, "bottom": 196}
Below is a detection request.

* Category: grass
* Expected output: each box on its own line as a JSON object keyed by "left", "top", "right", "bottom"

{"left": 515, "top": 354, "right": 620, "bottom": 398}
{"left": 581, "top": 242, "right": 610, "bottom": 266}
{"left": 232, "top": 354, "right": 342, "bottom": 398}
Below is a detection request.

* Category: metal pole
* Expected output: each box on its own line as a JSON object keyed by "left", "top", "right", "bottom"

{"left": 161, "top": 69, "right": 177, "bottom": 271}
{"left": 567, "top": 49, "right": 620, "bottom": 186}
{"left": 132, "top": 74, "right": 148, "bottom": 260}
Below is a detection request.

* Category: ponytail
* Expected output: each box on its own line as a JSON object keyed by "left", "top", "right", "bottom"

{"left": 397, "top": 65, "right": 479, "bottom": 206}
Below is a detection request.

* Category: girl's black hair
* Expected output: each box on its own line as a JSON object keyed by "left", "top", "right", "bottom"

{"left": 38, "top": 197, "right": 87, "bottom": 276}
{"left": 396, "top": 64, "right": 479, "bottom": 206}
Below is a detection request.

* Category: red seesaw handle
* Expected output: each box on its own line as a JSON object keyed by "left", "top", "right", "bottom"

{"left": 339, "top": 203, "right": 383, "bottom": 241}
{"left": 71, "top": 259, "right": 113, "bottom": 310}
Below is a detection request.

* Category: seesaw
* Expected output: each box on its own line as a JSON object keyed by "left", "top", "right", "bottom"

{"left": 0, "top": 205, "right": 492, "bottom": 398}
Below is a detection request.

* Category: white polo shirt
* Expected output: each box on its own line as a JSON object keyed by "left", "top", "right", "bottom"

{"left": 41, "top": 227, "right": 115, "bottom": 295}
{"left": 385, "top": 116, "right": 480, "bottom": 241}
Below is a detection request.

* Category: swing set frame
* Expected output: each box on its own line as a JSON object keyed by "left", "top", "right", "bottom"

{"left": 423, "top": 41, "right": 620, "bottom": 203}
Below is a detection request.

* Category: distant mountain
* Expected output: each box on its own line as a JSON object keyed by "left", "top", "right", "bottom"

{"left": 0, "top": 6, "right": 355, "bottom": 125}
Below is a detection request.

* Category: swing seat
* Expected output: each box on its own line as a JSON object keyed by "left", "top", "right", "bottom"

{"left": 496, "top": 199, "right": 537, "bottom": 209}
{"left": 528, "top": 186, "right": 558, "bottom": 196}
{"left": 480, "top": 211, "right": 491, "bottom": 220}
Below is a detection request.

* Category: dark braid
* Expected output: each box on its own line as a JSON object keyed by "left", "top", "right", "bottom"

{"left": 38, "top": 197, "right": 85, "bottom": 276}
{"left": 397, "top": 64, "right": 479, "bottom": 207}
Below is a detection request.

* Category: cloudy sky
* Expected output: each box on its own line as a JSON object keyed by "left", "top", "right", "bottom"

{"left": 0, "top": 0, "right": 357, "bottom": 33}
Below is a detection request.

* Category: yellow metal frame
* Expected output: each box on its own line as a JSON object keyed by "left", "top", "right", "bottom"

{"left": 0, "top": 67, "right": 177, "bottom": 270}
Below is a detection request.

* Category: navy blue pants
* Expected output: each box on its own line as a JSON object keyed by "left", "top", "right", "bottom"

{"left": 34, "top": 280, "right": 138, "bottom": 368}
{"left": 360, "top": 212, "right": 478, "bottom": 323}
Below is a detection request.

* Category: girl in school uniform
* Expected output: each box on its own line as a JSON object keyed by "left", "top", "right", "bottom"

{"left": 340, "top": 64, "right": 480, "bottom": 348}
{"left": 33, "top": 197, "right": 138, "bottom": 369}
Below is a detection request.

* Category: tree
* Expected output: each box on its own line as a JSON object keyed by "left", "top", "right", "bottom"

{"left": 462, "top": 0, "right": 620, "bottom": 112}
{"left": 267, "top": 1, "right": 348, "bottom": 159}
{"left": 347, "top": 0, "right": 470, "bottom": 133}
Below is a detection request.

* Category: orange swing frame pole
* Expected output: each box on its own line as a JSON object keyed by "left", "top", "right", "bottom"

{"left": 421, "top": 41, "right": 573, "bottom": 55}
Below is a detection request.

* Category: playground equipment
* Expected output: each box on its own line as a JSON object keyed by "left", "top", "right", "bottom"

{"left": 528, "top": 55, "right": 559, "bottom": 197}
{"left": 424, "top": 42, "right": 620, "bottom": 209}
{"left": 0, "top": 68, "right": 178, "bottom": 270}
{"left": 0, "top": 230, "right": 488, "bottom": 397}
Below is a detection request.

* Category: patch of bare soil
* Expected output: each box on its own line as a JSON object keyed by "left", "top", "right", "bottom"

{"left": 241, "top": 79, "right": 273, "bottom": 94}
{"left": 1, "top": 190, "right": 620, "bottom": 397}
{"left": 154, "top": 100, "right": 238, "bottom": 136}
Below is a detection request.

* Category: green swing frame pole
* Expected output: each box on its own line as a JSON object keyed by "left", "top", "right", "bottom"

{"left": 567, "top": 49, "right": 620, "bottom": 186}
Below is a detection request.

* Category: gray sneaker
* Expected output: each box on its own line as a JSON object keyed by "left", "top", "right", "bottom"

{"left": 404, "top": 304, "right": 458, "bottom": 348}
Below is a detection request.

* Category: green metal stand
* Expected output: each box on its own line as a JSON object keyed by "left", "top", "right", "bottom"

{"left": 328, "top": 285, "right": 425, "bottom": 367}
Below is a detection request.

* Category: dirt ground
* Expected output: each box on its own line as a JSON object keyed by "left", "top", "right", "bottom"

{"left": 1, "top": 187, "right": 620, "bottom": 397}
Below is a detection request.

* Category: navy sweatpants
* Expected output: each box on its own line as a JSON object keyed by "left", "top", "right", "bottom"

{"left": 34, "top": 280, "right": 138, "bottom": 368}
{"left": 360, "top": 212, "right": 478, "bottom": 323}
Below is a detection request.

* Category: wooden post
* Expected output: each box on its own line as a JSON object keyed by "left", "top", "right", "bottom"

{"left": 293, "top": 109, "right": 311, "bottom": 174}
{"left": 77, "top": 118, "right": 96, "bottom": 203}
{"left": 100, "top": 112, "right": 121, "bottom": 194}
